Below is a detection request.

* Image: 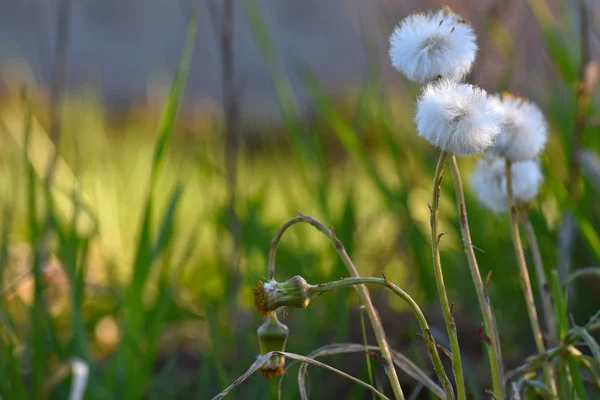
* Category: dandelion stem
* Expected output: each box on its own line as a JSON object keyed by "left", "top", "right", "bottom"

{"left": 267, "top": 214, "right": 405, "bottom": 399}
{"left": 310, "top": 276, "right": 455, "bottom": 399}
{"left": 518, "top": 207, "right": 557, "bottom": 345}
{"left": 505, "top": 160, "right": 557, "bottom": 395}
{"left": 431, "top": 151, "right": 465, "bottom": 400}
{"left": 449, "top": 155, "right": 505, "bottom": 399}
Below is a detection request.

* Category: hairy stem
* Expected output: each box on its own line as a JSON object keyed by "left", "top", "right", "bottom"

{"left": 519, "top": 208, "right": 557, "bottom": 345}
{"left": 310, "top": 276, "right": 455, "bottom": 399}
{"left": 431, "top": 151, "right": 465, "bottom": 400}
{"left": 449, "top": 155, "right": 505, "bottom": 399}
{"left": 505, "top": 160, "right": 557, "bottom": 394}
{"left": 267, "top": 214, "right": 405, "bottom": 399}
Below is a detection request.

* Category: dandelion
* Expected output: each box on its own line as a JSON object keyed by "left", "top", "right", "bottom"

{"left": 488, "top": 92, "right": 548, "bottom": 161}
{"left": 415, "top": 79, "right": 501, "bottom": 155}
{"left": 470, "top": 157, "right": 543, "bottom": 212}
{"left": 389, "top": 9, "right": 477, "bottom": 83}
{"left": 253, "top": 275, "right": 311, "bottom": 316}
{"left": 256, "top": 314, "right": 289, "bottom": 378}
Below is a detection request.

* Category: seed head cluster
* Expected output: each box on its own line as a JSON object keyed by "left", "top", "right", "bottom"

{"left": 389, "top": 8, "right": 548, "bottom": 211}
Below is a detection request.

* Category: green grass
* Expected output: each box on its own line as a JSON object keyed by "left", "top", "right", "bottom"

{"left": 0, "top": 2, "right": 599, "bottom": 399}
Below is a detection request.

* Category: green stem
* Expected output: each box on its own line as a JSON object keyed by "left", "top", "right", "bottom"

{"left": 505, "top": 160, "right": 557, "bottom": 395}
{"left": 267, "top": 214, "right": 405, "bottom": 399}
{"left": 310, "top": 277, "right": 455, "bottom": 399}
{"left": 431, "top": 151, "right": 465, "bottom": 400}
{"left": 518, "top": 208, "right": 557, "bottom": 345}
{"left": 449, "top": 155, "right": 505, "bottom": 400}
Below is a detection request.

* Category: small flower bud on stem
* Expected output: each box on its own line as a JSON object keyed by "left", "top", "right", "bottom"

{"left": 256, "top": 314, "right": 289, "bottom": 379}
{"left": 253, "top": 276, "right": 311, "bottom": 316}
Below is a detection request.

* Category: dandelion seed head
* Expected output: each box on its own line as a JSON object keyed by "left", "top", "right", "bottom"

{"left": 470, "top": 157, "right": 543, "bottom": 213}
{"left": 488, "top": 93, "right": 548, "bottom": 161}
{"left": 389, "top": 9, "right": 477, "bottom": 83}
{"left": 415, "top": 79, "right": 501, "bottom": 155}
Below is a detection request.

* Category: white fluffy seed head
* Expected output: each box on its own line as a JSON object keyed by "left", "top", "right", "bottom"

{"left": 415, "top": 79, "right": 502, "bottom": 155}
{"left": 487, "top": 93, "right": 548, "bottom": 161}
{"left": 389, "top": 9, "right": 478, "bottom": 83}
{"left": 470, "top": 157, "right": 543, "bottom": 213}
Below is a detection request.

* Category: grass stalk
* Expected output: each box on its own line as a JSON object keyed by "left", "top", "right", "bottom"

{"left": 360, "top": 306, "right": 377, "bottom": 400}
{"left": 519, "top": 208, "right": 557, "bottom": 344}
{"left": 505, "top": 160, "right": 557, "bottom": 395}
{"left": 558, "top": 0, "right": 593, "bottom": 290}
{"left": 267, "top": 214, "right": 405, "bottom": 399}
{"left": 430, "top": 151, "right": 465, "bottom": 400}
{"left": 45, "top": 0, "right": 72, "bottom": 185}
{"left": 449, "top": 155, "right": 505, "bottom": 399}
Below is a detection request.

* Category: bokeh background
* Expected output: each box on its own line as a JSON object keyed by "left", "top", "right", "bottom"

{"left": 0, "top": 0, "right": 599, "bottom": 398}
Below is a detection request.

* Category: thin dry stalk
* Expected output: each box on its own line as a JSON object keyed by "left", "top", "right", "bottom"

{"left": 519, "top": 208, "right": 557, "bottom": 345}
{"left": 209, "top": 0, "right": 243, "bottom": 329}
{"left": 212, "top": 351, "right": 390, "bottom": 400}
{"left": 293, "top": 344, "right": 445, "bottom": 399}
{"left": 505, "top": 161, "right": 557, "bottom": 394}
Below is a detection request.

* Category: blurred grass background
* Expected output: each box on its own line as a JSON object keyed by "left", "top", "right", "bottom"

{"left": 0, "top": 0, "right": 599, "bottom": 398}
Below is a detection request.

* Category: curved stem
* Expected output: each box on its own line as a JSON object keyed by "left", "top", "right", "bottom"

{"left": 449, "top": 155, "right": 505, "bottom": 399}
{"left": 431, "top": 151, "right": 465, "bottom": 399}
{"left": 267, "top": 216, "right": 305, "bottom": 280}
{"left": 310, "top": 277, "right": 455, "bottom": 399}
{"left": 518, "top": 208, "right": 557, "bottom": 345}
{"left": 505, "top": 160, "right": 557, "bottom": 395}
{"left": 563, "top": 266, "right": 600, "bottom": 289}
{"left": 267, "top": 214, "right": 405, "bottom": 399}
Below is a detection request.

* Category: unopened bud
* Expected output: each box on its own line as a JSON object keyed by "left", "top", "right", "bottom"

{"left": 257, "top": 314, "right": 289, "bottom": 378}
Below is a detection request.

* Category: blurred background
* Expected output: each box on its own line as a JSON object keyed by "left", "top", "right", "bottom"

{"left": 0, "top": 0, "right": 599, "bottom": 398}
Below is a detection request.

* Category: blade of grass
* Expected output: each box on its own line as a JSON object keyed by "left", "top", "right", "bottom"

{"left": 547, "top": 178, "right": 600, "bottom": 261}
{"left": 103, "top": 14, "right": 197, "bottom": 396}
{"left": 299, "top": 67, "right": 398, "bottom": 204}
{"left": 360, "top": 307, "right": 377, "bottom": 399}
{"left": 242, "top": 0, "right": 316, "bottom": 186}
{"left": 150, "top": 14, "right": 198, "bottom": 186}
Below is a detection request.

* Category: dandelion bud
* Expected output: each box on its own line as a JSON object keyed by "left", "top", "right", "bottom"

{"left": 257, "top": 314, "right": 289, "bottom": 379}
{"left": 470, "top": 157, "right": 543, "bottom": 213}
{"left": 487, "top": 92, "right": 548, "bottom": 161}
{"left": 253, "top": 275, "right": 311, "bottom": 316}
{"left": 415, "top": 79, "right": 501, "bottom": 155}
{"left": 389, "top": 9, "right": 478, "bottom": 83}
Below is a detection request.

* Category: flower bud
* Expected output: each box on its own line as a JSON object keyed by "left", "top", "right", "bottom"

{"left": 257, "top": 314, "right": 289, "bottom": 378}
{"left": 253, "top": 275, "right": 311, "bottom": 316}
